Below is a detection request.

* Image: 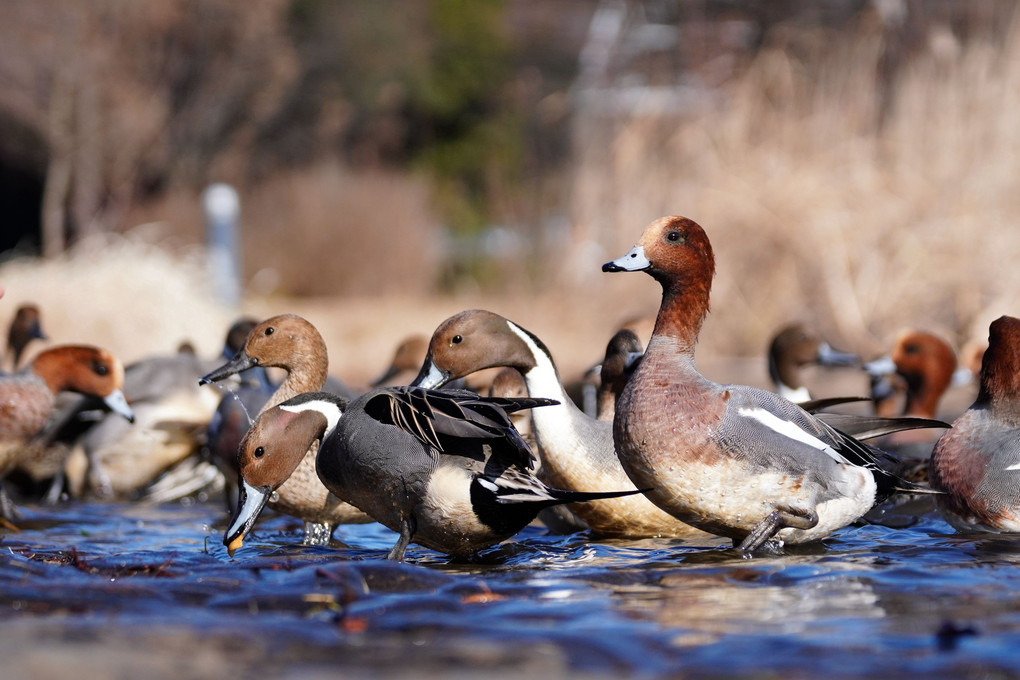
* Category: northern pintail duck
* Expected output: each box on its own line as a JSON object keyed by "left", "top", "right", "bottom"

{"left": 595, "top": 329, "right": 644, "bottom": 421}
{"left": 199, "top": 314, "right": 371, "bottom": 537}
{"left": 369, "top": 334, "right": 429, "bottom": 387}
{"left": 0, "top": 345, "right": 134, "bottom": 518}
{"left": 224, "top": 387, "right": 640, "bottom": 560}
{"left": 602, "top": 216, "right": 930, "bottom": 554}
{"left": 5, "top": 305, "right": 47, "bottom": 372}
{"left": 767, "top": 323, "right": 859, "bottom": 403}
{"left": 412, "top": 309, "right": 709, "bottom": 539}
{"left": 929, "top": 316, "right": 1020, "bottom": 532}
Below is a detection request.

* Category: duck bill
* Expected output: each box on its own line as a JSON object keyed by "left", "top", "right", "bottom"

{"left": 223, "top": 478, "right": 272, "bottom": 557}
{"left": 863, "top": 355, "right": 897, "bottom": 378}
{"left": 412, "top": 359, "right": 451, "bottom": 389}
{"left": 103, "top": 389, "right": 135, "bottom": 423}
{"left": 624, "top": 351, "right": 644, "bottom": 370}
{"left": 199, "top": 351, "right": 257, "bottom": 385}
{"left": 602, "top": 245, "right": 650, "bottom": 273}
{"left": 816, "top": 342, "right": 859, "bottom": 368}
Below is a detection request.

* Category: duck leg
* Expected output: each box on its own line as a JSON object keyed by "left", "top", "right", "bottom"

{"left": 738, "top": 507, "right": 818, "bottom": 556}
{"left": 386, "top": 516, "right": 417, "bottom": 562}
{"left": 0, "top": 480, "right": 21, "bottom": 522}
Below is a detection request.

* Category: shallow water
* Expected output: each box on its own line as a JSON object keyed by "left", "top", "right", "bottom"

{"left": 2, "top": 496, "right": 1019, "bottom": 679}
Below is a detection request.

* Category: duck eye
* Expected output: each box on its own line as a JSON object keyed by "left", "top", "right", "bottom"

{"left": 264, "top": 327, "right": 274, "bottom": 336}
{"left": 254, "top": 446, "right": 265, "bottom": 458}
{"left": 92, "top": 362, "right": 109, "bottom": 377}
{"left": 452, "top": 335, "right": 463, "bottom": 345}
{"left": 903, "top": 344, "right": 919, "bottom": 356}
{"left": 666, "top": 230, "right": 684, "bottom": 243}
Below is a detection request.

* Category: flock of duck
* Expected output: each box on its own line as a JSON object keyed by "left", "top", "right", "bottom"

{"left": 2, "top": 215, "right": 1019, "bottom": 562}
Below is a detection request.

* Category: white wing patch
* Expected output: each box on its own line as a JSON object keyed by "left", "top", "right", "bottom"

{"left": 737, "top": 406, "right": 849, "bottom": 465}
{"left": 1004, "top": 462, "right": 1020, "bottom": 471}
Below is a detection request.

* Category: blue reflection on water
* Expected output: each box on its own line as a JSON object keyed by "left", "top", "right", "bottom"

{"left": 2, "top": 500, "right": 1020, "bottom": 678}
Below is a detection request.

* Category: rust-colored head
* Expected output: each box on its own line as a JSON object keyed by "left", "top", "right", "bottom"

{"left": 889, "top": 330, "right": 958, "bottom": 418}
{"left": 603, "top": 216, "right": 716, "bottom": 351}
{"left": 977, "top": 316, "right": 1020, "bottom": 411}
{"left": 30, "top": 345, "right": 134, "bottom": 422}
{"left": 413, "top": 310, "right": 543, "bottom": 388}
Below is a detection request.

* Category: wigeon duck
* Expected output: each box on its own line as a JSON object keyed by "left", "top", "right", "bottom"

{"left": 5, "top": 304, "right": 47, "bottom": 372}
{"left": 864, "top": 329, "right": 971, "bottom": 481}
{"left": 199, "top": 314, "right": 371, "bottom": 539}
{"left": 42, "top": 341, "right": 233, "bottom": 500}
{"left": 602, "top": 216, "right": 930, "bottom": 554}
{"left": 224, "top": 387, "right": 640, "bottom": 560}
{"left": 0, "top": 345, "right": 133, "bottom": 518}
{"left": 369, "top": 334, "right": 429, "bottom": 387}
{"left": 929, "top": 316, "right": 1020, "bottom": 532}
{"left": 767, "top": 323, "right": 859, "bottom": 403}
{"left": 595, "top": 329, "right": 644, "bottom": 421}
{"left": 412, "top": 309, "right": 710, "bottom": 539}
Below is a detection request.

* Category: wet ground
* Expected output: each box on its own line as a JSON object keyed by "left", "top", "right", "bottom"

{"left": 2, "top": 495, "right": 1019, "bottom": 680}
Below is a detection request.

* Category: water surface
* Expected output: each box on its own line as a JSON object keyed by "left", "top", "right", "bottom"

{"left": 1, "top": 497, "right": 1018, "bottom": 679}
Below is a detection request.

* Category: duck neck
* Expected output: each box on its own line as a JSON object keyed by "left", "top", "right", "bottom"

{"left": 649, "top": 276, "right": 710, "bottom": 359}
{"left": 266, "top": 358, "right": 329, "bottom": 413}
{"left": 504, "top": 322, "right": 576, "bottom": 415}
{"left": 902, "top": 374, "right": 944, "bottom": 419}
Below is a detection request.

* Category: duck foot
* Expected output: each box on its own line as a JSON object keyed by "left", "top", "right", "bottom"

{"left": 0, "top": 483, "right": 22, "bottom": 523}
{"left": 386, "top": 517, "right": 417, "bottom": 562}
{"left": 738, "top": 507, "right": 818, "bottom": 557}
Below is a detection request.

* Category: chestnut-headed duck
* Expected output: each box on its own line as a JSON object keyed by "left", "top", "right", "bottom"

{"left": 602, "top": 216, "right": 929, "bottom": 554}
{"left": 596, "top": 329, "right": 644, "bottom": 421}
{"left": 224, "top": 388, "right": 640, "bottom": 560}
{"left": 767, "top": 324, "right": 859, "bottom": 403}
{"left": 412, "top": 309, "right": 710, "bottom": 540}
{"left": 199, "top": 314, "right": 371, "bottom": 538}
{"left": 929, "top": 316, "right": 1020, "bottom": 532}
{"left": 863, "top": 330, "right": 971, "bottom": 481}
{"left": 0, "top": 345, "right": 133, "bottom": 518}
{"left": 5, "top": 305, "right": 47, "bottom": 372}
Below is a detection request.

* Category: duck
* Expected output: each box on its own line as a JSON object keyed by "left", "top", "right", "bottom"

{"left": 863, "top": 329, "right": 972, "bottom": 481}
{"left": 199, "top": 314, "right": 372, "bottom": 539}
{"left": 140, "top": 318, "right": 274, "bottom": 505}
{"left": 224, "top": 387, "right": 642, "bottom": 561}
{"left": 767, "top": 323, "right": 859, "bottom": 403}
{"left": 412, "top": 309, "right": 710, "bottom": 539}
{"left": 369, "top": 334, "right": 429, "bottom": 387}
{"left": 601, "top": 215, "right": 933, "bottom": 555}
{"left": 929, "top": 315, "right": 1020, "bottom": 532}
{"left": 5, "top": 304, "right": 47, "bottom": 372}
{"left": 595, "top": 328, "right": 644, "bottom": 421}
{"left": 0, "top": 345, "right": 134, "bottom": 519}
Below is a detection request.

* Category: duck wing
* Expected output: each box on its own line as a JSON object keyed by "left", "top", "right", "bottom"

{"left": 362, "top": 387, "right": 557, "bottom": 470}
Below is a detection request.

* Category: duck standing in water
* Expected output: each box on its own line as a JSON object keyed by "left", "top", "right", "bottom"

{"left": 224, "top": 387, "right": 642, "bottom": 561}
{"left": 0, "top": 345, "right": 134, "bottom": 519}
{"left": 200, "top": 314, "right": 371, "bottom": 542}
{"left": 602, "top": 216, "right": 933, "bottom": 555}
{"left": 929, "top": 315, "right": 1020, "bottom": 532}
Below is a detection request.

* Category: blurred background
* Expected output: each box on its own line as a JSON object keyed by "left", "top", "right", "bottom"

{"left": 0, "top": 0, "right": 1017, "bottom": 384}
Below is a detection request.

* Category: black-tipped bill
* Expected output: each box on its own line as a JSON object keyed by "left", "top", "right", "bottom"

{"left": 602, "top": 245, "right": 650, "bottom": 273}
{"left": 223, "top": 478, "right": 272, "bottom": 557}
{"left": 411, "top": 359, "right": 450, "bottom": 390}
{"left": 103, "top": 390, "right": 135, "bottom": 423}
{"left": 199, "top": 351, "right": 257, "bottom": 386}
